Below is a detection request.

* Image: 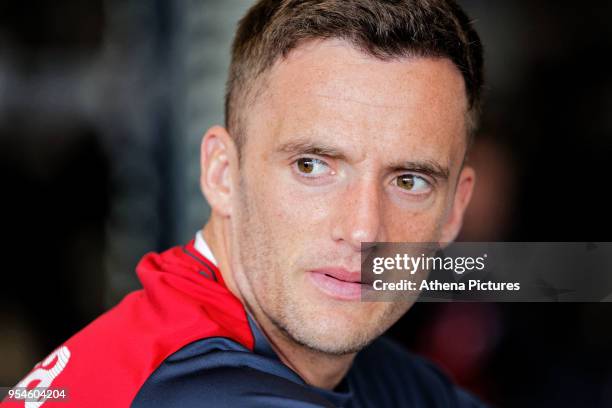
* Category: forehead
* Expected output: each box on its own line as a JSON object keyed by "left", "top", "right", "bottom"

{"left": 246, "top": 39, "right": 468, "bottom": 166}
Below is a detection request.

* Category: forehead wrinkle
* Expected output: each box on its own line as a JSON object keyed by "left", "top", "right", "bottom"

{"left": 313, "top": 92, "right": 405, "bottom": 110}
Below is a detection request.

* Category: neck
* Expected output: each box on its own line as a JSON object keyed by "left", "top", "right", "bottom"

{"left": 249, "top": 302, "right": 355, "bottom": 389}
{"left": 202, "top": 216, "right": 355, "bottom": 390}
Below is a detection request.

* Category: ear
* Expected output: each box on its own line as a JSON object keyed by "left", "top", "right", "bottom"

{"left": 200, "top": 125, "right": 238, "bottom": 217}
{"left": 440, "top": 165, "right": 476, "bottom": 244}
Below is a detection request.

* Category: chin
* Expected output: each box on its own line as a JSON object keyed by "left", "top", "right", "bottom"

{"left": 293, "top": 324, "right": 373, "bottom": 355}
{"left": 279, "top": 301, "right": 384, "bottom": 355}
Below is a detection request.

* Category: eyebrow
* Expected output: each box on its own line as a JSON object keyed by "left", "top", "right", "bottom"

{"left": 390, "top": 160, "right": 450, "bottom": 182}
{"left": 276, "top": 140, "right": 347, "bottom": 160}
{"left": 276, "top": 139, "right": 450, "bottom": 181}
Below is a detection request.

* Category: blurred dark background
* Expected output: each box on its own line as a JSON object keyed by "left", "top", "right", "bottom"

{"left": 1, "top": 1, "right": 611, "bottom": 407}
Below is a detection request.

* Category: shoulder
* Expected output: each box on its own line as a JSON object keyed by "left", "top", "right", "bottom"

{"left": 349, "top": 336, "right": 488, "bottom": 408}
{"left": 132, "top": 337, "right": 334, "bottom": 408}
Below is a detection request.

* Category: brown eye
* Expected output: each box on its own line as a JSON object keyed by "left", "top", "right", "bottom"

{"left": 397, "top": 175, "right": 415, "bottom": 190}
{"left": 297, "top": 158, "right": 315, "bottom": 174}
{"left": 394, "top": 174, "right": 431, "bottom": 194}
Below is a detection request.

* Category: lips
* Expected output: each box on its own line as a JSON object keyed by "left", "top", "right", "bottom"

{"left": 308, "top": 267, "right": 372, "bottom": 301}
{"left": 314, "top": 267, "right": 362, "bottom": 283}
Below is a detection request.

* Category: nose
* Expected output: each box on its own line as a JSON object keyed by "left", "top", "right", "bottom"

{"left": 331, "top": 177, "right": 383, "bottom": 251}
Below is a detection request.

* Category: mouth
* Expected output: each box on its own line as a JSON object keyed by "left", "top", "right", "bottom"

{"left": 307, "top": 268, "right": 372, "bottom": 301}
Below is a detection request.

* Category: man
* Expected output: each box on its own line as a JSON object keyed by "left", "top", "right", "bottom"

{"left": 5, "top": 0, "right": 485, "bottom": 406}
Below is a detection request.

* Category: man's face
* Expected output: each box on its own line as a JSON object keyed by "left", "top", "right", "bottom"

{"left": 228, "top": 39, "right": 471, "bottom": 355}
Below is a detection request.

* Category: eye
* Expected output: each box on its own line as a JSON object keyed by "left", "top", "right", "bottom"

{"left": 295, "top": 157, "right": 329, "bottom": 176}
{"left": 394, "top": 174, "right": 431, "bottom": 194}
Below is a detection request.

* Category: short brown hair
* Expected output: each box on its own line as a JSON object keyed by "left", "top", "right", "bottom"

{"left": 226, "top": 0, "right": 484, "bottom": 150}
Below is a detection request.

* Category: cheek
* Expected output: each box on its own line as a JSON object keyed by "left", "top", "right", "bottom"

{"left": 382, "top": 200, "right": 448, "bottom": 242}
{"left": 261, "top": 171, "right": 338, "bottom": 236}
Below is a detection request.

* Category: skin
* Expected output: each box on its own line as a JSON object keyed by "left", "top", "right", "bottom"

{"left": 199, "top": 39, "right": 475, "bottom": 390}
